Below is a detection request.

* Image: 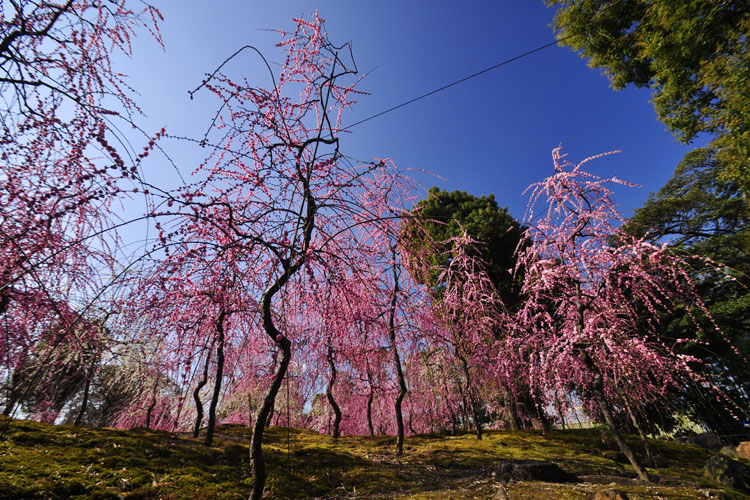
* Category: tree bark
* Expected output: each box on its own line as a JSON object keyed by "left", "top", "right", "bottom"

{"left": 503, "top": 390, "right": 521, "bottom": 431}
{"left": 326, "top": 345, "right": 341, "bottom": 438}
{"left": 204, "top": 308, "right": 226, "bottom": 446}
{"left": 73, "top": 373, "right": 90, "bottom": 427}
{"left": 366, "top": 371, "right": 375, "bottom": 437}
{"left": 249, "top": 336, "right": 291, "bottom": 500}
{"left": 574, "top": 285, "right": 650, "bottom": 482}
{"left": 3, "top": 389, "right": 18, "bottom": 417}
{"left": 554, "top": 392, "right": 567, "bottom": 430}
{"left": 192, "top": 345, "right": 213, "bottom": 438}
{"left": 249, "top": 245, "right": 308, "bottom": 499}
{"left": 590, "top": 371, "right": 650, "bottom": 481}
{"left": 387, "top": 249, "right": 407, "bottom": 456}
{"left": 266, "top": 402, "right": 275, "bottom": 427}
{"left": 408, "top": 405, "right": 417, "bottom": 436}
{"left": 622, "top": 393, "right": 655, "bottom": 467}
{"left": 533, "top": 395, "right": 550, "bottom": 434}
{"left": 203, "top": 309, "right": 226, "bottom": 446}
{"left": 145, "top": 379, "right": 158, "bottom": 429}
{"left": 458, "top": 352, "right": 482, "bottom": 439}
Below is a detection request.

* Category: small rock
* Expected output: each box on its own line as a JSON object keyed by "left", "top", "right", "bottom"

{"left": 737, "top": 441, "right": 750, "bottom": 460}
{"left": 688, "top": 433, "right": 724, "bottom": 451}
{"left": 492, "top": 484, "right": 510, "bottom": 500}
{"left": 593, "top": 489, "right": 629, "bottom": 500}
{"left": 495, "top": 459, "right": 579, "bottom": 483}
{"left": 703, "top": 491, "right": 730, "bottom": 500}
{"left": 704, "top": 454, "right": 750, "bottom": 492}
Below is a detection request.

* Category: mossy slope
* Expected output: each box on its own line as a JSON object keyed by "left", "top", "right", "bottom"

{"left": 0, "top": 417, "right": 746, "bottom": 499}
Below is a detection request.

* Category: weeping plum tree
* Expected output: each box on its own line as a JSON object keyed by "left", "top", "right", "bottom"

{"left": 403, "top": 229, "right": 504, "bottom": 439}
{"left": 129, "top": 203, "right": 257, "bottom": 444}
{"left": 434, "top": 231, "right": 504, "bottom": 440}
{"left": 511, "top": 147, "right": 736, "bottom": 481}
{"left": 178, "top": 13, "right": 416, "bottom": 499}
{"left": 0, "top": 0, "right": 162, "bottom": 419}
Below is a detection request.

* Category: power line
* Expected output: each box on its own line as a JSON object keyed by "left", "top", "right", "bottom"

{"left": 342, "top": 34, "right": 573, "bottom": 131}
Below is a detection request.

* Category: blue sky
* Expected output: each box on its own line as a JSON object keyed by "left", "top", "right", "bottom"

{"left": 119, "top": 1, "right": 704, "bottom": 223}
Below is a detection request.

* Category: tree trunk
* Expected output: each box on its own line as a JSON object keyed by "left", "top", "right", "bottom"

{"left": 3, "top": 390, "right": 18, "bottom": 417}
{"left": 73, "top": 373, "right": 90, "bottom": 427}
{"left": 458, "top": 391, "right": 471, "bottom": 431}
{"left": 574, "top": 285, "right": 649, "bottom": 482}
{"left": 249, "top": 336, "right": 291, "bottom": 500}
{"left": 590, "top": 372, "right": 650, "bottom": 481}
{"left": 366, "top": 377, "right": 375, "bottom": 437}
{"left": 533, "top": 395, "right": 550, "bottom": 434}
{"left": 192, "top": 346, "right": 213, "bottom": 438}
{"left": 326, "top": 345, "right": 341, "bottom": 439}
{"left": 0, "top": 291, "right": 9, "bottom": 317}
{"left": 554, "top": 392, "right": 567, "bottom": 430}
{"left": 387, "top": 250, "right": 407, "bottom": 456}
{"left": 249, "top": 246, "right": 308, "bottom": 500}
{"left": 458, "top": 353, "right": 482, "bottom": 440}
{"left": 408, "top": 406, "right": 417, "bottom": 436}
{"left": 622, "top": 394, "right": 655, "bottom": 467}
{"left": 266, "top": 402, "right": 275, "bottom": 427}
{"left": 3, "top": 367, "right": 27, "bottom": 417}
{"left": 204, "top": 308, "right": 226, "bottom": 447}
{"left": 248, "top": 135, "right": 319, "bottom": 499}
{"left": 145, "top": 379, "right": 158, "bottom": 429}
{"left": 503, "top": 390, "right": 521, "bottom": 431}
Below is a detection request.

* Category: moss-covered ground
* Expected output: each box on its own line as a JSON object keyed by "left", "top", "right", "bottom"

{"left": 0, "top": 416, "right": 747, "bottom": 499}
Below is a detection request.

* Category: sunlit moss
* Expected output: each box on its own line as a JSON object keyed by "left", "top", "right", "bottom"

{"left": 0, "top": 417, "right": 746, "bottom": 499}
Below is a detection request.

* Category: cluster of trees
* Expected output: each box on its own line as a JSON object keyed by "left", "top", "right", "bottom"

{"left": 1, "top": 1, "right": 747, "bottom": 497}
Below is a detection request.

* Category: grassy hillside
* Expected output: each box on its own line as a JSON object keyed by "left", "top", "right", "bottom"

{"left": 0, "top": 416, "right": 746, "bottom": 499}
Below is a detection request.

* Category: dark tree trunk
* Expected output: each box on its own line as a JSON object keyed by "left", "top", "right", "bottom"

{"left": 450, "top": 411, "right": 458, "bottom": 435}
{"left": 533, "top": 395, "right": 551, "bottom": 433}
{"left": 590, "top": 372, "right": 650, "bottom": 481}
{"left": 575, "top": 288, "right": 650, "bottom": 482}
{"left": 554, "top": 393, "right": 567, "bottom": 430}
{"left": 3, "top": 366, "right": 27, "bottom": 417}
{"left": 73, "top": 373, "right": 90, "bottom": 427}
{"left": 204, "top": 308, "right": 226, "bottom": 447}
{"left": 3, "top": 392, "right": 17, "bottom": 417}
{"left": 0, "top": 292, "right": 9, "bottom": 317}
{"left": 145, "top": 379, "right": 158, "bottom": 429}
{"left": 250, "top": 336, "right": 291, "bottom": 500}
{"left": 249, "top": 238, "right": 309, "bottom": 500}
{"left": 408, "top": 405, "right": 417, "bottom": 435}
{"left": 326, "top": 345, "right": 341, "bottom": 439}
{"left": 387, "top": 249, "right": 407, "bottom": 455}
{"left": 266, "top": 402, "right": 275, "bottom": 427}
{"left": 622, "top": 394, "right": 655, "bottom": 467}
{"left": 366, "top": 372, "right": 375, "bottom": 437}
{"left": 458, "top": 353, "right": 482, "bottom": 440}
{"left": 192, "top": 346, "right": 213, "bottom": 438}
{"left": 503, "top": 390, "right": 521, "bottom": 431}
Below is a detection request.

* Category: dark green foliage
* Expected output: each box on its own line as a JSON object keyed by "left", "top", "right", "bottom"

{"left": 625, "top": 146, "right": 750, "bottom": 440}
{"left": 626, "top": 147, "right": 748, "bottom": 262}
{"left": 546, "top": 0, "right": 750, "bottom": 196}
{"left": 404, "top": 187, "right": 523, "bottom": 307}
